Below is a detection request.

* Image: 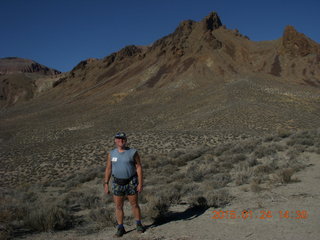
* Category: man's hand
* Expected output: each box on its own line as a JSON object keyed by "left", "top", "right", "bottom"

{"left": 104, "top": 183, "right": 110, "bottom": 194}
{"left": 137, "top": 183, "right": 143, "bottom": 193}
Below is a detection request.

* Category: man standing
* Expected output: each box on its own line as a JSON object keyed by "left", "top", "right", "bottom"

{"left": 104, "top": 132, "right": 145, "bottom": 237}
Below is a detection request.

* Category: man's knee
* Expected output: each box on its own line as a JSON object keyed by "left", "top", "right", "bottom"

{"left": 129, "top": 200, "right": 139, "bottom": 209}
{"left": 115, "top": 204, "right": 124, "bottom": 211}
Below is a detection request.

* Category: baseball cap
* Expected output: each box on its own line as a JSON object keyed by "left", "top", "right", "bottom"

{"left": 115, "top": 132, "right": 127, "bottom": 139}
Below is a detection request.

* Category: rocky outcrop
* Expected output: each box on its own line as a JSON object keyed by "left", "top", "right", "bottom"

{"left": 202, "top": 11, "right": 222, "bottom": 31}
{"left": 281, "top": 26, "right": 320, "bottom": 57}
{"left": 0, "top": 57, "right": 61, "bottom": 107}
{"left": 72, "top": 58, "right": 98, "bottom": 71}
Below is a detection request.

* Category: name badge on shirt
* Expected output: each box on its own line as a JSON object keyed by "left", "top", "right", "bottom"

{"left": 111, "top": 157, "right": 118, "bottom": 162}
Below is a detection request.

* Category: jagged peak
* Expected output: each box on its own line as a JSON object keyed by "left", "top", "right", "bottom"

{"left": 281, "top": 25, "right": 320, "bottom": 57}
{"left": 201, "top": 11, "right": 222, "bottom": 31}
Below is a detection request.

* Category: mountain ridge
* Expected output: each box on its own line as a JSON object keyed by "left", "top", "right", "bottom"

{"left": 0, "top": 12, "right": 319, "bottom": 138}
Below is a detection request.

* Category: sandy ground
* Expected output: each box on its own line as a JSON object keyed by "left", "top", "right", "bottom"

{"left": 17, "top": 153, "right": 319, "bottom": 240}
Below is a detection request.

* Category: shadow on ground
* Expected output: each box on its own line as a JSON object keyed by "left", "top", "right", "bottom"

{"left": 146, "top": 205, "right": 208, "bottom": 230}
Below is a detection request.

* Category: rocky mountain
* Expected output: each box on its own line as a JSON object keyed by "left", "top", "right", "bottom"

{"left": 0, "top": 12, "right": 319, "bottom": 145}
{"left": 0, "top": 57, "right": 60, "bottom": 75}
{"left": 51, "top": 12, "right": 319, "bottom": 94}
{"left": 0, "top": 57, "right": 61, "bottom": 107}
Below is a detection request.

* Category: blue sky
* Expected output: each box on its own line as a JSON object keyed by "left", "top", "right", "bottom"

{"left": 1, "top": 0, "right": 319, "bottom": 72}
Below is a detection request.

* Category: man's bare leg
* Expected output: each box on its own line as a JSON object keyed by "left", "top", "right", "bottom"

{"left": 127, "top": 194, "right": 141, "bottom": 220}
{"left": 113, "top": 195, "right": 125, "bottom": 224}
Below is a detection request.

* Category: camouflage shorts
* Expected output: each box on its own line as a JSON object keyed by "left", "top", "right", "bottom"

{"left": 112, "top": 176, "right": 138, "bottom": 196}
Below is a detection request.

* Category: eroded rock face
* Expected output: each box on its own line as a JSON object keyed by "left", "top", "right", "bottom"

{"left": 202, "top": 11, "right": 222, "bottom": 31}
{"left": 281, "top": 26, "right": 320, "bottom": 57}
{"left": 0, "top": 58, "right": 61, "bottom": 107}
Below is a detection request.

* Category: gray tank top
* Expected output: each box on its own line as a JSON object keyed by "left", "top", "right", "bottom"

{"left": 110, "top": 147, "right": 137, "bottom": 179}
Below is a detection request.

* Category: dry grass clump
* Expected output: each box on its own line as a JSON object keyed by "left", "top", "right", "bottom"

{"left": 277, "top": 128, "right": 294, "bottom": 139}
{"left": 62, "top": 188, "right": 102, "bottom": 209}
{"left": 277, "top": 168, "right": 296, "bottom": 183}
{"left": 143, "top": 194, "right": 170, "bottom": 222}
{"left": 254, "top": 145, "right": 277, "bottom": 158}
{"left": 188, "top": 189, "right": 232, "bottom": 208}
{"left": 24, "top": 203, "right": 73, "bottom": 232}
{"left": 286, "top": 129, "right": 320, "bottom": 152}
{"left": 269, "top": 168, "right": 297, "bottom": 185}
{"left": 250, "top": 181, "right": 263, "bottom": 192}
{"left": 83, "top": 205, "right": 115, "bottom": 233}
{"left": 61, "top": 167, "right": 104, "bottom": 189}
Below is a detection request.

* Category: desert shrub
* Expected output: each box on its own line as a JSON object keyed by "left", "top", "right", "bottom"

{"left": 235, "top": 172, "right": 250, "bottom": 186}
{"left": 232, "top": 139, "right": 262, "bottom": 155}
{"left": 234, "top": 161, "right": 253, "bottom": 185}
{"left": 186, "top": 164, "right": 204, "bottom": 182}
{"left": 180, "top": 182, "right": 201, "bottom": 197}
{"left": 276, "top": 168, "right": 295, "bottom": 184}
{"left": 269, "top": 143, "right": 285, "bottom": 152}
{"left": 254, "top": 145, "right": 276, "bottom": 158}
{"left": 250, "top": 181, "right": 263, "bottom": 192}
{"left": 214, "top": 143, "right": 233, "bottom": 156}
{"left": 253, "top": 164, "right": 275, "bottom": 176}
{"left": 210, "top": 173, "right": 232, "bottom": 188}
{"left": 160, "top": 164, "right": 179, "bottom": 177}
{"left": 138, "top": 192, "right": 148, "bottom": 204}
{"left": 188, "top": 196, "right": 208, "bottom": 208}
{"left": 147, "top": 155, "right": 170, "bottom": 168}
{"left": 296, "top": 138, "right": 314, "bottom": 146}
{"left": 166, "top": 183, "right": 183, "bottom": 204}
{"left": 218, "top": 161, "right": 233, "bottom": 170}
{"left": 63, "top": 167, "right": 104, "bottom": 189}
{"left": 168, "top": 150, "right": 185, "bottom": 159}
{"left": 151, "top": 185, "right": 183, "bottom": 205}
{"left": 247, "top": 157, "right": 259, "bottom": 167}
{"left": 205, "top": 189, "right": 232, "bottom": 208}
{"left": 202, "top": 164, "right": 220, "bottom": 176}
{"left": 277, "top": 129, "right": 293, "bottom": 138}
{"left": 62, "top": 189, "right": 101, "bottom": 209}
{"left": 202, "top": 153, "right": 215, "bottom": 161}
{"left": 144, "top": 195, "right": 170, "bottom": 221}
{"left": 264, "top": 135, "right": 275, "bottom": 142}
{"left": 87, "top": 206, "right": 115, "bottom": 230}
{"left": 80, "top": 167, "right": 104, "bottom": 183}
{"left": 177, "top": 150, "right": 203, "bottom": 163}
{"left": 293, "top": 144, "right": 308, "bottom": 153}
{"left": 172, "top": 157, "right": 188, "bottom": 167}
{"left": 76, "top": 205, "right": 115, "bottom": 234}
{"left": 79, "top": 194, "right": 101, "bottom": 209}
{"left": 188, "top": 189, "right": 232, "bottom": 208}
{"left": 306, "top": 146, "right": 319, "bottom": 153}
{"left": 230, "top": 153, "right": 247, "bottom": 163}
{"left": 170, "top": 172, "right": 187, "bottom": 183}
{"left": 24, "top": 204, "right": 73, "bottom": 231}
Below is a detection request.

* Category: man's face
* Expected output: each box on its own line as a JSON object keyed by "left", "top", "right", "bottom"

{"left": 115, "top": 138, "right": 127, "bottom": 148}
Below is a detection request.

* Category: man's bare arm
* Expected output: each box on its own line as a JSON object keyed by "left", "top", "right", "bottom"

{"left": 134, "top": 152, "right": 143, "bottom": 192}
{"left": 104, "top": 153, "right": 112, "bottom": 194}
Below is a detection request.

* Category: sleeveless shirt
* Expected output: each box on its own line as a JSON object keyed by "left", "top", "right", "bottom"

{"left": 110, "top": 147, "right": 137, "bottom": 179}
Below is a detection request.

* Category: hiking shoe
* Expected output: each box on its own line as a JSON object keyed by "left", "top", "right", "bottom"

{"left": 136, "top": 223, "right": 145, "bottom": 233}
{"left": 114, "top": 226, "right": 126, "bottom": 237}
